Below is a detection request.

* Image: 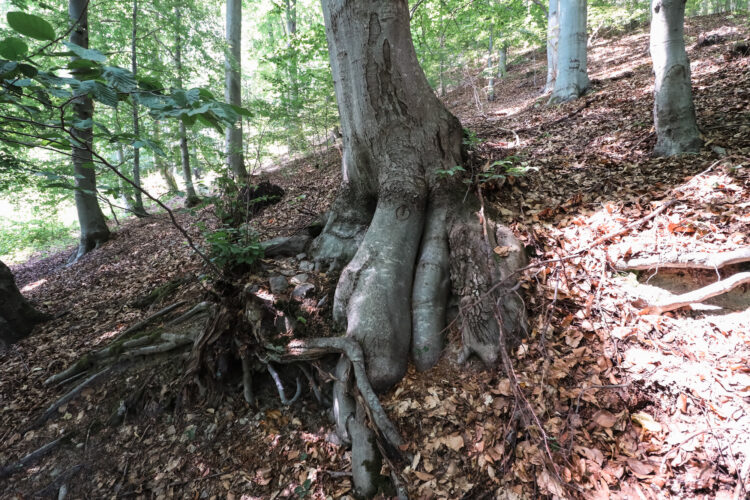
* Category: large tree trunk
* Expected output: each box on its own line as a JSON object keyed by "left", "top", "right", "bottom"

{"left": 315, "top": 1, "right": 527, "bottom": 495}
{"left": 174, "top": 6, "right": 200, "bottom": 207}
{"left": 0, "top": 260, "right": 49, "bottom": 345}
{"left": 650, "top": 0, "right": 702, "bottom": 156}
{"left": 497, "top": 42, "right": 508, "bottom": 79}
{"left": 69, "top": 0, "right": 110, "bottom": 262}
{"left": 130, "top": 0, "right": 148, "bottom": 217}
{"left": 544, "top": 0, "right": 559, "bottom": 92}
{"left": 550, "top": 0, "right": 589, "bottom": 103}
{"left": 225, "top": 0, "right": 248, "bottom": 183}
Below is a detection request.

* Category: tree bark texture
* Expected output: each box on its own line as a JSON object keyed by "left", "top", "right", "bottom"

{"left": 317, "top": 0, "right": 527, "bottom": 398}
{"left": 130, "top": 0, "right": 148, "bottom": 216}
{"left": 550, "top": 0, "right": 589, "bottom": 103}
{"left": 0, "top": 260, "right": 49, "bottom": 345}
{"left": 545, "top": 0, "right": 559, "bottom": 92}
{"left": 497, "top": 43, "right": 508, "bottom": 79}
{"left": 487, "top": 30, "right": 495, "bottom": 101}
{"left": 650, "top": 0, "right": 702, "bottom": 156}
{"left": 68, "top": 0, "right": 110, "bottom": 262}
{"left": 174, "top": 6, "right": 200, "bottom": 207}
{"left": 225, "top": 0, "right": 248, "bottom": 183}
{"left": 316, "top": 4, "right": 527, "bottom": 494}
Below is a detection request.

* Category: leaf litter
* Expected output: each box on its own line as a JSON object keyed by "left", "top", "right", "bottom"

{"left": 1, "top": 13, "right": 749, "bottom": 500}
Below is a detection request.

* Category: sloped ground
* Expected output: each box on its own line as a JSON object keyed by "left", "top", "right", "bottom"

{"left": 2, "top": 14, "right": 749, "bottom": 500}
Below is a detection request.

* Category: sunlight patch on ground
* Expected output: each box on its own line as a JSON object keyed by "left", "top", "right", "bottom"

{"left": 20, "top": 278, "right": 47, "bottom": 293}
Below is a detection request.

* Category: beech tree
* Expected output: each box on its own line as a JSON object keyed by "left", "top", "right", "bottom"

{"left": 550, "top": 0, "right": 589, "bottom": 102}
{"left": 545, "top": 0, "right": 560, "bottom": 92}
{"left": 69, "top": 0, "right": 111, "bottom": 261}
{"left": 129, "top": 0, "right": 148, "bottom": 217}
{"left": 225, "top": 0, "right": 248, "bottom": 183}
{"left": 314, "top": 1, "right": 526, "bottom": 495}
{"left": 0, "top": 260, "right": 49, "bottom": 345}
{"left": 650, "top": 0, "right": 702, "bottom": 156}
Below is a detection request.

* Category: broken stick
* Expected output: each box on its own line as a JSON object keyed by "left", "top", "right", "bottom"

{"left": 640, "top": 272, "right": 750, "bottom": 315}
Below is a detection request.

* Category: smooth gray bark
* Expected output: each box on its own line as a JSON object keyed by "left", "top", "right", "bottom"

{"left": 225, "top": 0, "right": 248, "bottom": 183}
{"left": 650, "top": 0, "right": 702, "bottom": 156}
{"left": 69, "top": 0, "right": 110, "bottom": 262}
{"left": 0, "top": 260, "right": 49, "bottom": 345}
{"left": 497, "top": 43, "right": 508, "bottom": 79}
{"left": 130, "top": 0, "right": 147, "bottom": 217}
{"left": 550, "top": 0, "right": 589, "bottom": 103}
{"left": 316, "top": 4, "right": 527, "bottom": 494}
{"left": 174, "top": 6, "right": 200, "bottom": 207}
{"left": 487, "top": 30, "right": 495, "bottom": 101}
{"left": 153, "top": 122, "right": 178, "bottom": 192}
{"left": 545, "top": 0, "right": 559, "bottom": 92}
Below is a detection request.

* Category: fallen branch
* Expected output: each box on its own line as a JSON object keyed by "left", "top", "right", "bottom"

{"left": 0, "top": 434, "right": 69, "bottom": 479}
{"left": 615, "top": 247, "right": 750, "bottom": 271}
{"left": 32, "top": 368, "right": 111, "bottom": 430}
{"left": 283, "top": 337, "right": 403, "bottom": 452}
{"left": 640, "top": 272, "right": 750, "bottom": 315}
{"left": 112, "top": 301, "right": 187, "bottom": 342}
{"left": 167, "top": 301, "right": 210, "bottom": 326}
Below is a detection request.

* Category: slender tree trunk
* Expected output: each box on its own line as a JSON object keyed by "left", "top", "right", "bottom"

{"left": 130, "top": 0, "right": 148, "bottom": 217}
{"left": 650, "top": 0, "right": 702, "bottom": 156}
{"left": 174, "top": 6, "right": 200, "bottom": 207}
{"left": 68, "top": 0, "right": 110, "bottom": 262}
{"left": 545, "top": 0, "right": 560, "bottom": 92}
{"left": 153, "top": 121, "right": 178, "bottom": 192}
{"left": 315, "top": 2, "right": 527, "bottom": 495}
{"left": 0, "top": 260, "right": 50, "bottom": 345}
{"left": 113, "top": 110, "right": 136, "bottom": 212}
{"left": 497, "top": 43, "right": 508, "bottom": 78}
{"left": 487, "top": 29, "right": 495, "bottom": 101}
{"left": 550, "top": 0, "right": 589, "bottom": 103}
{"left": 225, "top": 0, "right": 248, "bottom": 184}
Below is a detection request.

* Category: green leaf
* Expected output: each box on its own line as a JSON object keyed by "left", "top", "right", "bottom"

{"left": 0, "top": 37, "right": 28, "bottom": 59}
{"left": 102, "top": 66, "right": 136, "bottom": 92}
{"left": 63, "top": 42, "right": 106, "bottom": 63}
{"left": 6, "top": 12, "right": 56, "bottom": 41}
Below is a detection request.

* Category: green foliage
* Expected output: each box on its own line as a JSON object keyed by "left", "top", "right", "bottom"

{"left": 6, "top": 11, "right": 55, "bottom": 41}
{"left": 203, "top": 226, "right": 263, "bottom": 269}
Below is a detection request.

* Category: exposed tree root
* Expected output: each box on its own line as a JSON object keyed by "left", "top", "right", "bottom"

{"left": 266, "top": 363, "right": 302, "bottom": 405}
{"left": 112, "top": 301, "right": 187, "bottom": 342}
{"left": 615, "top": 247, "right": 750, "bottom": 271}
{"left": 0, "top": 433, "right": 70, "bottom": 479}
{"left": 639, "top": 271, "right": 750, "bottom": 315}
{"left": 32, "top": 368, "right": 111, "bottom": 430}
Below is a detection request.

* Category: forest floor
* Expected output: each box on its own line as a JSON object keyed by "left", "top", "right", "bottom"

{"left": 2, "top": 13, "right": 750, "bottom": 500}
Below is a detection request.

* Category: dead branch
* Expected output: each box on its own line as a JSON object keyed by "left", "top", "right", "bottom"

{"left": 0, "top": 434, "right": 69, "bottom": 479}
{"left": 283, "top": 337, "right": 403, "bottom": 451}
{"left": 615, "top": 247, "right": 750, "bottom": 271}
{"left": 112, "top": 301, "right": 187, "bottom": 342}
{"left": 32, "top": 368, "right": 111, "bottom": 430}
{"left": 168, "top": 301, "right": 210, "bottom": 326}
{"left": 640, "top": 272, "right": 750, "bottom": 315}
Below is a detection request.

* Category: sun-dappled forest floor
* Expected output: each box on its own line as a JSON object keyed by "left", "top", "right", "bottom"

{"left": 2, "top": 14, "right": 749, "bottom": 499}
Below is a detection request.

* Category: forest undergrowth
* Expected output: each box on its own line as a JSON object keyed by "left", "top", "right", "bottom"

{"left": 1, "top": 14, "right": 749, "bottom": 499}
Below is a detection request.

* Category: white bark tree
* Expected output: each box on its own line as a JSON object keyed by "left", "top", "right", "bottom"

{"left": 650, "top": 0, "right": 702, "bottom": 156}
{"left": 544, "top": 0, "right": 559, "bottom": 92}
{"left": 69, "top": 0, "right": 110, "bottom": 261}
{"left": 550, "top": 0, "right": 589, "bottom": 103}
{"left": 130, "top": 0, "right": 148, "bottom": 217}
{"left": 225, "top": 0, "right": 248, "bottom": 183}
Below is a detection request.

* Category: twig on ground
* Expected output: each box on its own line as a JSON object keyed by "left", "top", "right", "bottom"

{"left": 639, "top": 272, "right": 750, "bottom": 315}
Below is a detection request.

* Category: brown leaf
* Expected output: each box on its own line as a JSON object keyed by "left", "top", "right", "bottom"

{"left": 593, "top": 409, "right": 618, "bottom": 428}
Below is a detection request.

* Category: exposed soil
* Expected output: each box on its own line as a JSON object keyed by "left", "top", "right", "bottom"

{"left": 2, "top": 14, "right": 749, "bottom": 500}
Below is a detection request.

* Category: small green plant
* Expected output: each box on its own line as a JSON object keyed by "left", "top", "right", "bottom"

{"left": 462, "top": 128, "right": 482, "bottom": 148}
{"left": 436, "top": 165, "right": 466, "bottom": 178}
{"left": 203, "top": 227, "right": 263, "bottom": 270}
{"left": 294, "top": 478, "right": 312, "bottom": 497}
